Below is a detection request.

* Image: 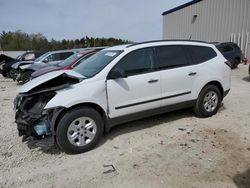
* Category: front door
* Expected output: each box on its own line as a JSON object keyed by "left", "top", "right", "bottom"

{"left": 107, "top": 47, "right": 161, "bottom": 118}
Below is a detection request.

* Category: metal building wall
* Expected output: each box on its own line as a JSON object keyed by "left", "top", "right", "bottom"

{"left": 163, "top": 0, "right": 250, "bottom": 59}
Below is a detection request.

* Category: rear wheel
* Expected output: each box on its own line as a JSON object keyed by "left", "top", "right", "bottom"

{"left": 193, "top": 85, "right": 221, "bottom": 117}
{"left": 56, "top": 107, "right": 103, "bottom": 154}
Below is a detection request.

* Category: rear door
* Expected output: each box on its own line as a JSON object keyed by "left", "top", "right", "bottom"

{"left": 107, "top": 47, "right": 161, "bottom": 118}
{"left": 155, "top": 45, "right": 197, "bottom": 107}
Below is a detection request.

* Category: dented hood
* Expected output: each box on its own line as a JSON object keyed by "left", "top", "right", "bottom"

{"left": 11, "top": 61, "right": 34, "bottom": 69}
{"left": 18, "top": 70, "right": 85, "bottom": 94}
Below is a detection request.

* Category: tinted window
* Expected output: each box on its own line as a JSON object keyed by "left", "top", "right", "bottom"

{"left": 189, "top": 46, "right": 217, "bottom": 64}
{"left": 156, "top": 45, "right": 188, "bottom": 69}
{"left": 46, "top": 53, "right": 60, "bottom": 62}
{"left": 114, "top": 48, "right": 154, "bottom": 76}
{"left": 60, "top": 52, "right": 74, "bottom": 60}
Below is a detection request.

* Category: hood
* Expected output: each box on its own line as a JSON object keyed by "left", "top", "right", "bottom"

{"left": 23, "top": 63, "right": 48, "bottom": 71}
{"left": 11, "top": 61, "right": 34, "bottom": 69}
{"left": 18, "top": 70, "right": 85, "bottom": 94}
{"left": 31, "top": 65, "right": 60, "bottom": 79}
{"left": 0, "top": 54, "right": 14, "bottom": 65}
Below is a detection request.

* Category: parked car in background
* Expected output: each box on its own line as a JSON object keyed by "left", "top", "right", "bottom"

{"left": 13, "top": 50, "right": 76, "bottom": 83}
{"left": 14, "top": 40, "right": 231, "bottom": 154}
{"left": 0, "top": 54, "right": 14, "bottom": 75}
{"left": 31, "top": 48, "right": 104, "bottom": 79}
{"left": 0, "top": 51, "right": 47, "bottom": 77}
{"left": 215, "top": 42, "right": 243, "bottom": 69}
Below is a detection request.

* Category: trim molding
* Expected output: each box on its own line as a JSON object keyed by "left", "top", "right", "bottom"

{"left": 115, "top": 91, "right": 191, "bottom": 110}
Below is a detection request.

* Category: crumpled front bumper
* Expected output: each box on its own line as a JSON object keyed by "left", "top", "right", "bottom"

{"left": 14, "top": 92, "right": 56, "bottom": 139}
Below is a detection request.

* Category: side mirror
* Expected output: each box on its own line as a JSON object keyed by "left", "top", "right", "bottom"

{"left": 43, "top": 58, "right": 49, "bottom": 63}
{"left": 108, "top": 68, "right": 127, "bottom": 79}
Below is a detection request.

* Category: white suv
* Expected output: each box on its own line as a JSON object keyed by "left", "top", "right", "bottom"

{"left": 14, "top": 40, "right": 231, "bottom": 154}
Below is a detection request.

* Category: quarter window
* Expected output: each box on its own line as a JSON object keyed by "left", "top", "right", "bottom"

{"left": 189, "top": 46, "right": 217, "bottom": 64}
{"left": 114, "top": 48, "right": 155, "bottom": 76}
{"left": 156, "top": 45, "right": 188, "bottom": 69}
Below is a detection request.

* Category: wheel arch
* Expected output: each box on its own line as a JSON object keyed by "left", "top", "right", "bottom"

{"left": 200, "top": 80, "right": 224, "bottom": 101}
{"left": 53, "top": 102, "right": 108, "bottom": 135}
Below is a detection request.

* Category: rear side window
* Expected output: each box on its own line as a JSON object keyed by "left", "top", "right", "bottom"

{"left": 47, "top": 53, "right": 61, "bottom": 62}
{"left": 156, "top": 45, "right": 188, "bottom": 69}
{"left": 189, "top": 46, "right": 217, "bottom": 64}
{"left": 60, "top": 52, "right": 74, "bottom": 60}
{"left": 114, "top": 48, "right": 155, "bottom": 76}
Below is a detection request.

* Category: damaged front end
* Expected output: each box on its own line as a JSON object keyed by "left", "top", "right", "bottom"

{"left": 14, "top": 92, "right": 56, "bottom": 138}
{"left": 14, "top": 70, "right": 84, "bottom": 140}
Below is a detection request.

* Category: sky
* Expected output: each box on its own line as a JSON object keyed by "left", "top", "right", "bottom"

{"left": 0, "top": 0, "right": 191, "bottom": 42}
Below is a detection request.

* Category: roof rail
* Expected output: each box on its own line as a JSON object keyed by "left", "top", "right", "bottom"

{"left": 126, "top": 39, "right": 209, "bottom": 48}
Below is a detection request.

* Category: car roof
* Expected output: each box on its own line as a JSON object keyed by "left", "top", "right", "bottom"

{"left": 106, "top": 40, "right": 215, "bottom": 51}
{"left": 102, "top": 44, "right": 130, "bottom": 51}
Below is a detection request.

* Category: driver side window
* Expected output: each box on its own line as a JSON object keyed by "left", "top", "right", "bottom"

{"left": 114, "top": 48, "right": 155, "bottom": 76}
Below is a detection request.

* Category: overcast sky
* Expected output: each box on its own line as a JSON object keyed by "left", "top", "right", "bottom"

{"left": 0, "top": 0, "right": 190, "bottom": 42}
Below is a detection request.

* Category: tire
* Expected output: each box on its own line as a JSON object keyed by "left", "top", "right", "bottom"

{"left": 56, "top": 107, "right": 104, "bottom": 154}
{"left": 9, "top": 69, "right": 15, "bottom": 79}
{"left": 193, "top": 85, "right": 221, "bottom": 118}
{"left": 2, "top": 71, "right": 7, "bottom": 77}
{"left": 21, "top": 70, "right": 32, "bottom": 83}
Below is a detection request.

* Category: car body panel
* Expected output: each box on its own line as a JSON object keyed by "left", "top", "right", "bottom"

{"left": 18, "top": 70, "right": 84, "bottom": 93}
{"left": 107, "top": 71, "right": 161, "bottom": 118}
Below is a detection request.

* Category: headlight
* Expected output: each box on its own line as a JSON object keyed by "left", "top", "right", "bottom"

{"left": 0, "top": 64, "right": 3, "bottom": 70}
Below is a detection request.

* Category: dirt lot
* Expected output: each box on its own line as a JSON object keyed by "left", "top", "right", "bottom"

{"left": 0, "top": 65, "right": 250, "bottom": 188}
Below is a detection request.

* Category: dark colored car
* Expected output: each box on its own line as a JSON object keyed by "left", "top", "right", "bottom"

{"left": 0, "top": 54, "right": 15, "bottom": 75}
{"left": 31, "top": 48, "right": 104, "bottom": 79}
{"left": 1, "top": 51, "right": 48, "bottom": 78}
{"left": 215, "top": 42, "right": 243, "bottom": 69}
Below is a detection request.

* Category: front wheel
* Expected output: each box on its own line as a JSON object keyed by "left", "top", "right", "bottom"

{"left": 56, "top": 107, "right": 103, "bottom": 154}
{"left": 193, "top": 85, "right": 221, "bottom": 117}
{"left": 21, "top": 70, "right": 33, "bottom": 83}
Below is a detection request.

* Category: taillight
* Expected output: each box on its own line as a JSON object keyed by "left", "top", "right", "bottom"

{"left": 224, "top": 61, "right": 232, "bottom": 68}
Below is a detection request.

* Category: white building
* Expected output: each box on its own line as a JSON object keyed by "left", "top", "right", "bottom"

{"left": 162, "top": 0, "right": 250, "bottom": 58}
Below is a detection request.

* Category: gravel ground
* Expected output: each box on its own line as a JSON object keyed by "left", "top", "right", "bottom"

{"left": 0, "top": 65, "right": 250, "bottom": 188}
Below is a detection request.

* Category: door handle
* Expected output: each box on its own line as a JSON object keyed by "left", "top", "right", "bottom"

{"left": 188, "top": 72, "right": 197, "bottom": 76}
{"left": 148, "top": 79, "right": 159, "bottom": 83}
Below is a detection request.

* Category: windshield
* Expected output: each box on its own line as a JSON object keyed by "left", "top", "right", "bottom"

{"left": 57, "top": 53, "right": 81, "bottom": 67}
{"left": 34, "top": 52, "right": 50, "bottom": 62}
{"left": 15, "top": 55, "right": 22, "bottom": 60}
{"left": 73, "top": 50, "right": 122, "bottom": 78}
